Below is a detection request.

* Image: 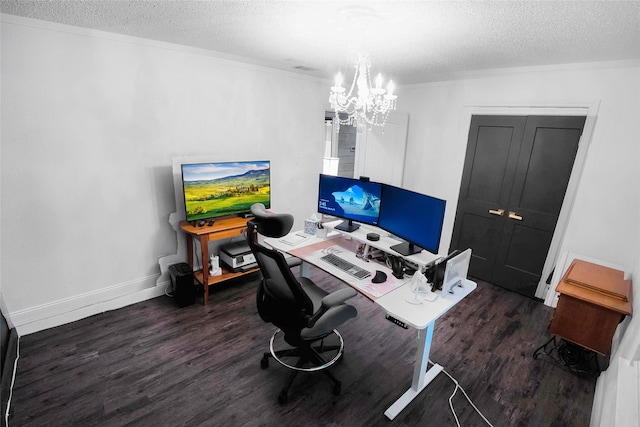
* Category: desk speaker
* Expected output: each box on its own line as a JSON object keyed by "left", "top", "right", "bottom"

{"left": 168, "top": 263, "right": 196, "bottom": 307}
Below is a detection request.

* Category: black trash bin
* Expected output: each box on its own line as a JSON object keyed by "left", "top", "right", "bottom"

{"left": 168, "top": 263, "right": 196, "bottom": 307}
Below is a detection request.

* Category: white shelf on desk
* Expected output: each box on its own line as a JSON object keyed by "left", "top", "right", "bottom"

{"left": 323, "top": 220, "right": 440, "bottom": 269}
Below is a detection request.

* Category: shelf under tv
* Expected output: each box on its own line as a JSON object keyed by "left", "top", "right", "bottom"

{"left": 180, "top": 216, "right": 258, "bottom": 305}
{"left": 193, "top": 266, "right": 259, "bottom": 287}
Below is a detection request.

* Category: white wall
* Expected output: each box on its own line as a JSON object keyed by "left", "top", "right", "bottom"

{"left": 590, "top": 246, "right": 640, "bottom": 426}
{"left": 0, "top": 16, "right": 326, "bottom": 332}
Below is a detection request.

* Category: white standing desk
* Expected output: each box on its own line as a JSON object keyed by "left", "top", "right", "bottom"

{"left": 265, "top": 223, "right": 476, "bottom": 420}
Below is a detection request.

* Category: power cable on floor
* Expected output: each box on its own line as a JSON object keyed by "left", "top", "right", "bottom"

{"left": 428, "top": 359, "right": 494, "bottom": 427}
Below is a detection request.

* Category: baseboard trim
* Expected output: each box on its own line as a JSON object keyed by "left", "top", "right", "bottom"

{"left": 10, "top": 275, "right": 169, "bottom": 336}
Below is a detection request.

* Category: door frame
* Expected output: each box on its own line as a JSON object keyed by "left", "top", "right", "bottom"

{"left": 354, "top": 111, "right": 409, "bottom": 186}
{"left": 455, "top": 101, "right": 600, "bottom": 301}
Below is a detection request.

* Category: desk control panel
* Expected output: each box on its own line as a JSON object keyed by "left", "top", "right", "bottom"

{"left": 385, "top": 314, "right": 408, "bottom": 329}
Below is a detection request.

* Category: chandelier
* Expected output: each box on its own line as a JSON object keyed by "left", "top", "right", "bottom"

{"left": 329, "top": 54, "right": 397, "bottom": 132}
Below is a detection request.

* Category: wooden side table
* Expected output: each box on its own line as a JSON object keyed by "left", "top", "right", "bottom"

{"left": 180, "top": 217, "right": 258, "bottom": 305}
{"left": 549, "top": 259, "right": 632, "bottom": 356}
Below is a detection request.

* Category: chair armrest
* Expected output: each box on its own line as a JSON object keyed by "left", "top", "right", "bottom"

{"left": 306, "top": 288, "right": 357, "bottom": 328}
{"left": 321, "top": 288, "right": 357, "bottom": 308}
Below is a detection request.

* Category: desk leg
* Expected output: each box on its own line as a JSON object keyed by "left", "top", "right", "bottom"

{"left": 384, "top": 321, "right": 443, "bottom": 420}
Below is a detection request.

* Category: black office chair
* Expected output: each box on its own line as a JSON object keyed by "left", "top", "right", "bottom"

{"left": 246, "top": 203, "right": 358, "bottom": 403}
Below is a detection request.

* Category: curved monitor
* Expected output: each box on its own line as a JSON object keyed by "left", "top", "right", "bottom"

{"left": 378, "top": 184, "right": 446, "bottom": 255}
{"left": 181, "top": 160, "right": 270, "bottom": 222}
{"left": 317, "top": 174, "right": 382, "bottom": 232}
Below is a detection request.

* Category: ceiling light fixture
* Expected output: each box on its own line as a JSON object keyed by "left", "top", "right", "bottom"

{"left": 329, "top": 54, "right": 397, "bottom": 132}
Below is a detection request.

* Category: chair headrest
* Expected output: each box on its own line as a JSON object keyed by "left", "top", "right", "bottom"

{"left": 249, "top": 203, "right": 294, "bottom": 238}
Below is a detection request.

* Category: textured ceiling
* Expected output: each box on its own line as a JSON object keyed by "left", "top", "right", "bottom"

{"left": 2, "top": 0, "right": 640, "bottom": 84}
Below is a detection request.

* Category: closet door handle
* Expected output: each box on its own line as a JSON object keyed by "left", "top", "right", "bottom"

{"left": 488, "top": 209, "right": 504, "bottom": 216}
{"left": 508, "top": 212, "right": 523, "bottom": 221}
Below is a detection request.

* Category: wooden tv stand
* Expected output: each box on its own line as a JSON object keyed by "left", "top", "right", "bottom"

{"left": 179, "top": 217, "right": 258, "bottom": 305}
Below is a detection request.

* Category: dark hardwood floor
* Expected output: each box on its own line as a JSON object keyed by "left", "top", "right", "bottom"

{"left": 8, "top": 269, "right": 595, "bottom": 426}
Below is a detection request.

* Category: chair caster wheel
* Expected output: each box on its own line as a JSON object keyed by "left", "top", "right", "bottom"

{"left": 332, "top": 381, "right": 342, "bottom": 396}
{"left": 278, "top": 390, "right": 288, "bottom": 404}
{"left": 260, "top": 355, "right": 269, "bottom": 369}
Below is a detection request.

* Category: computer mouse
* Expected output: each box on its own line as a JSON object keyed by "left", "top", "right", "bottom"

{"left": 372, "top": 270, "right": 387, "bottom": 283}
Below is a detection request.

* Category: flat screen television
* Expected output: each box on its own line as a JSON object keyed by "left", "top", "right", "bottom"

{"left": 317, "top": 174, "right": 382, "bottom": 232}
{"left": 181, "top": 160, "right": 270, "bottom": 222}
{"left": 377, "top": 184, "right": 446, "bottom": 256}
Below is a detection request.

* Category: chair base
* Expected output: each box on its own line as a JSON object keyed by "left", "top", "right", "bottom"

{"left": 269, "top": 328, "right": 344, "bottom": 371}
{"left": 261, "top": 328, "right": 345, "bottom": 404}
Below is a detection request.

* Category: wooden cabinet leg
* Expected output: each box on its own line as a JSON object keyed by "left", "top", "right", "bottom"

{"left": 186, "top": 235, "right": 194, "bottom": 268}
{"left": 200, "top": 235, "right": 209, "bottom": 305}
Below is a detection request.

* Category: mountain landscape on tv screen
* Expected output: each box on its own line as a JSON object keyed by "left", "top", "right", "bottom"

{"left": 184, "top": 169, "right": 270, "bottom": 220}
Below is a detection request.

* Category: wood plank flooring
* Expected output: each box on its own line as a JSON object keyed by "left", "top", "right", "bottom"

{"left": 8, "top": 269, "right": 595, "bottom": 426}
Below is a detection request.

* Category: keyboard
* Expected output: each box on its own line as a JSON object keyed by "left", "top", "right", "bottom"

{"left": 320, "top": 253, "right": 371, "bottom": 280}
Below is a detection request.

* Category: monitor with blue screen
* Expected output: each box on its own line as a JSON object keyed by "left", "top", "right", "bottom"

{"left": 378, "top": 184, "right": 446, "bottom": 255}
{"left": 317, "top": 174, "right": 382, "bottom": 232}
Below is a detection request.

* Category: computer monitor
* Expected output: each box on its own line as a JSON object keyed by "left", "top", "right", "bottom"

{"left": 378, "top": 184, "right": 446, "bottom": 255}
{"left": 317, "top": 174, "right": 382, "bottom": 232}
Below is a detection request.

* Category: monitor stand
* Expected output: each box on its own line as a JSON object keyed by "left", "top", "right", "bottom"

{"left": 334, "top": 219, "right": 360, "bottom": 233}
{"left": 390, "top": 241, "right": 422, "bottom": 256}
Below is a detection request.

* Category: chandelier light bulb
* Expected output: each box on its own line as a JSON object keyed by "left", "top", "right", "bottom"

{"left": 375, "top": 73, "right": 383, "bottom": 90}
{"left": 387, "top": 80, "right": 395, "bottom": 97}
